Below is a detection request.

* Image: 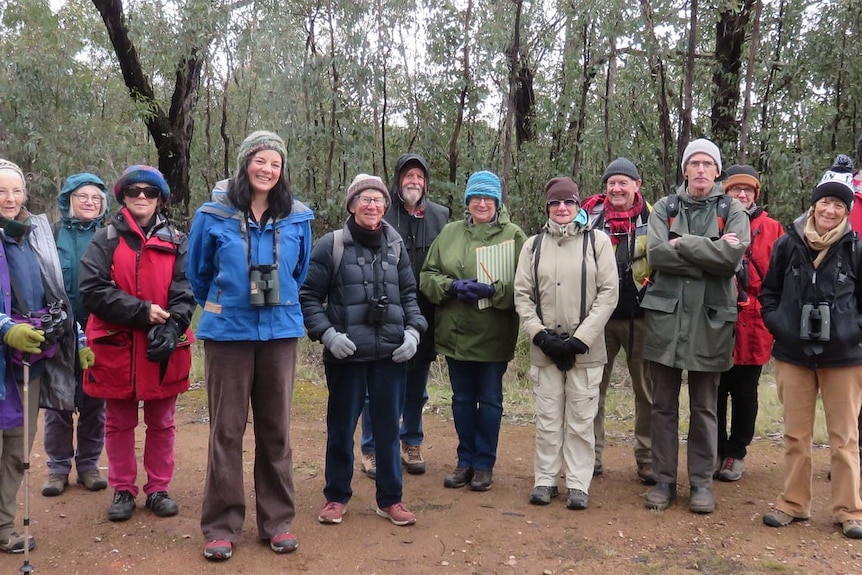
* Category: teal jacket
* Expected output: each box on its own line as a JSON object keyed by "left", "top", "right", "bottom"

{"left": 640, "top": 182, "right": 749, "bottom": 371}
{"left": 419, "top": 205, "right": 527, "bottom": 362}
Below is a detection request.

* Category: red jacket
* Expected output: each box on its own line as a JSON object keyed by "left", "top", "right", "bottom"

{"left": 82, "top": 210, "right": 194, "bottom": 400}
{"left": 734, "top": 208, "right": 783, "bottom": 365}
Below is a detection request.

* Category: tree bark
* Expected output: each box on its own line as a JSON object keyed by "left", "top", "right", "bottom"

{"left": 448, "top": 0, "right": 473, "bottom": 184}
{"left": 678, "top": 0, "right": 698, "bottom": 183}
{"left": 501, "top": 0, "right": 523, "bottom": 199}
{"left": 710, "top": 0, "right": 754, "bottom": 157}
{"left": 739, "top": 0, "right": 762, "bottom": 163}
{"left": 91, "top": 0, "right": 208, "bottom": 223}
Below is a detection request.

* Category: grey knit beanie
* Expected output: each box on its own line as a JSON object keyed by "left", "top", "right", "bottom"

{"left": 346, "top": 174, "right": 391, "bottom": 211}
{"left": 601, "top": 158, "right": 640, "bottom": 185}
{"left": 236, "top": 131, "right": 287, "bottom": 177}
{"left": 681, "top": 138, "right": 722, "bottom": 174}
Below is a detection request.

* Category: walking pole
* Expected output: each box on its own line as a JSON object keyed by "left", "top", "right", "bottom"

{"left": 19, "top": 353, "right": 34, "bottom": 574}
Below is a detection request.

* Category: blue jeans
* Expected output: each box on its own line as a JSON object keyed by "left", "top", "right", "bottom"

{"left": 360, "top": 361, "right": 431, "bottom": 453}
{"left": 446, "top": 358, "right": 507, "bottom": 471}
{"left": 324, "top": 360, "right": 406, "bottom": 508}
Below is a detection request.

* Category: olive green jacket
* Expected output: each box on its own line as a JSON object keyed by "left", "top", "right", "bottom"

{"left": 640, "top": 182, "right": 749, "bottom": 371}
{"left": 419, "top": 205, "right": 527, "bottom": 362}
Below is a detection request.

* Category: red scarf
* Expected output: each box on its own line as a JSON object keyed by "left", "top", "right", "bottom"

{"left": 582, "top": 193, "right": 646, "bottom": 245}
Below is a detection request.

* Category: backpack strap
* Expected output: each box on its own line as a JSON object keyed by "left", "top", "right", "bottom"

{"left": 531, "top": 232, "right": 545, "bottom": 325}
{"left": 331, "top": 229, "right": 344, "bottom": 283}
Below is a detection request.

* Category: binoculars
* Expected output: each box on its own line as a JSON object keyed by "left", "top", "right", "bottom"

{"left": 249, "top": 265, "right": 280, "bottom": 306}
{"left": 365, "top": 295, "right": 389, "bottom": 326}
{"left": 40, "top": 301, "right": 68, "bottom": 344}
{"left": 800, "top": 303, "right": 830, "bottom": 342}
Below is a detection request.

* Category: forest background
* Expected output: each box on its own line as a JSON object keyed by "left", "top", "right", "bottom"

{"left": 0, "top": 0, "right": 860, "bottom": 236}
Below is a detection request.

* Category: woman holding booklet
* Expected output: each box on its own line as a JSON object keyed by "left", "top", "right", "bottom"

{"left": 419, "top": 170, "right": 526, "bottom": 492}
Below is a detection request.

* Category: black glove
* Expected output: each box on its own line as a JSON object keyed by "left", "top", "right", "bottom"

{"left": 566, "top": 337, "right": 589, "bottom": 355}
{"left": 533, "top": 330, "right": 569, "bottom": 361}
{"left": 147, "top": 318, "right": 180, "bottom": 362}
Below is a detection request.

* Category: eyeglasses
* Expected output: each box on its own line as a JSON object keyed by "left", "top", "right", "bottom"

{"left": 687, "top": 160, "right": 716, "bottom": 170}
{"left": 123, "top": 185, "right": 161, "bottom": 199}
{"left": 548, "top": 199, "right": 578, "bottom": 208}
{"left": 357, "top": 195, "right": 386, "bottom": 207}
{"left": 727, "top": 186, "right": 754, "bottom": 196}
{"left": 72, "top": 193, "right": 103, "bottom": 204}
{"left": 468, "top": 196, "right": 496, "bottom": 206}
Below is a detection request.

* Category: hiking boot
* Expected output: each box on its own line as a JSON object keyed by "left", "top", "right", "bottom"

{"left": 0, "top": 532, "right": 35, "bottom": 554}
{"left": 146, "top": 491, "right": 179, "bottom": 517}
{"left": 689, "top": 486, "right": 715, "bottom": 514}
{"left": 717, "top": 457, "right": 745, "bottom": 482}
{"left": 318, "top": 501, "right": 347, "bottom": 524}
{"left": 376, "top": 502, "right": 417, "bottom": 526}
{"left": 401, "top": 442, "right": 426, "bottom": 475}
{"left": 203, "top": 539, "right": 232, "bottom": 561}
{"left": 470, "top": 469, "right": 493, "bottom": 491}
{"left": 593, "top": 462, "right": 603, "bottom": 477}
{"left": 444, "top": 467, "right": 473, "bottom": 489}
{"left": 41, "top": 473, "right": 68, "bottom": 497}
{"left": 644, "top": 482, "right": 676, "bottom": 510}
{"left": 269, "top": 532, "right": 298, "bottom": 553}
{"left": 843, "top": 520, "right": 862, "bottom": 539}
{"left": 529, "top": 485, "right": 559, "bottom": 505}
{"left": 361, "top": 452, "right": 377, "bottom": 479}
{"left": 566, "top": 489, "right": 589, "bottom": 510}
{"left": 108, "top": 490, "right": 136, "bottom": 522}
{"left": 637, "top": 462, "right": 657, "bottom": 486}
{"left": 77, "top": 469, "right": 108, "bottom": 491}
{"left": 763, "top": 509, "right": 807, "bottom": 528}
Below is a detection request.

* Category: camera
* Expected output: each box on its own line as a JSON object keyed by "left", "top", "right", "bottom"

{"left": 249, "top": 265, "right": 280, "bottom": 306}
{"left": 365, "top": 295, "right": 389, "bottom": 326}
{"left": 800, "top": 303, "right": 830, "bottom": 341}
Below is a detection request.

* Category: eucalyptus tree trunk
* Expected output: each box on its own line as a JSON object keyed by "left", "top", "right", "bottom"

{"left": 710, "top": 0, "right": 754, "bottom": 157}
{"left": 448, "top": 0, "right": 473, "bottom": 184}
{"left": 569, "top": 19, "right": 595, "bottom": 179}
{"left": 91, "top": 0, "right": 209, "bottom": 223}
{"left": 501, "top": 0, "right": 523, "bottom": 199}
{"left": 678, "top": 0, "right": 698, "bottom": 182}
{"left": 739, "top": 0, "right": 762, "bottom": 163}
{"left": 639, "top": 0, "right": 675, "bottom": 192}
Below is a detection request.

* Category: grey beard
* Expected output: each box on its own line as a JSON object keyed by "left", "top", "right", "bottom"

{"left": 401, "top": 186, "right": 423, "bottom": 207}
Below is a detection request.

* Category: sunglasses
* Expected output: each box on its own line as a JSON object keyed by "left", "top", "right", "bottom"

{"left": 123, "top": 185, "right": 161, "bottom": 199}
{"left": 547, "top": 199, "right": 578, "bottom": 208}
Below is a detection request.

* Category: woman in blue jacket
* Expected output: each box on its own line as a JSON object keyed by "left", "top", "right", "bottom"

{"left": 187, "top": 131, "right": 314, "bottom": 562}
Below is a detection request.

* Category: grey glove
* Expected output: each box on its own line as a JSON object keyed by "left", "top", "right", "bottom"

{"left": 392, "top": 327, "right": 420, "bottom": 363}
{"left": 321, "top": 327, "right": 356, "bottom": 359}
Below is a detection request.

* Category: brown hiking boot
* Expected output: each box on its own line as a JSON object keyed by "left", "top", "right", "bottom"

{"left": 401, "top": 443, "right": 426, "bottom": 475}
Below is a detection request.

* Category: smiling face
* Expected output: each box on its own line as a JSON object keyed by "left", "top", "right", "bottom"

{"left": 726, "top": 184, "right": 756, "bottom": 209}
{"left": 71, "top": 184, "right": 104, "bottom": 221}
{"left": 605, "top": 175, "right": 640, "bottom": 211}
{"left": 122, "top": 184, "right": 161, "bottom": 226}
{"left": 0, "top": 169, "right": 26, "bottom": 219}
{"left": 468, "top": 196, "right": 497, "bottom": 224}
{"left": 685, "top": 153, "right": 720, "bottom": 197}
{"left": 247, "top": 149, "right": 282, "bottom": 195}
{"left": 399, "top": 166, "right": 426, "bottom": 208}
{"left": 548, "top": 199, "right": 578, "bottom": 224}
{"left": 352, "top": 191, "right": 387, "bottom": 230}
{"left": 813, "top": 196, "right": 848, "bottom": 235}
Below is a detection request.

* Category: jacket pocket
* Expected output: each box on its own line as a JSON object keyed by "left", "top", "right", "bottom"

{"left": 160, "top": 329, "right": 194, "bottom": 388}
{"left": 85, "top": 331, "right": 132, "bottom": 394}
{"left": 639, "top": 293, "right": 678, "bottom": 314}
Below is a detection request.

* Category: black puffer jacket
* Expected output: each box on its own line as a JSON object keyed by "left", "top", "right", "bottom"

{"left": 760, "top": 215, "right": 862, "bottom": 368}
{"left": 300, "top": 220, "right": 428, "bottom": 363}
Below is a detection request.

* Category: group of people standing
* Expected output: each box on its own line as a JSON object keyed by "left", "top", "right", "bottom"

{"left": 2, "top": 130, "right": 862, "bottom": 561}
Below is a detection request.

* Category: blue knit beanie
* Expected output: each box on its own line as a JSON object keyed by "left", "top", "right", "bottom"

{"left": 464, "top": 170, "right": 502, "bottom": 206}
{"left": 113, "top": 165, "right": 170, "bottom": 203}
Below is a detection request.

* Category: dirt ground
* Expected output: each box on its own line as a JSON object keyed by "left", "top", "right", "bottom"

{"left": 1, "top": 380, "right": 860, "bottom": 575}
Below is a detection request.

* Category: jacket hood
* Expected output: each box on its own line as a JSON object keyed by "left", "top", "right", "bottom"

{"left": 57, "top": 172, "right": 110, "bottom": 224}
{"left": 390, "top": 154, "right": 430, "bottom": 209}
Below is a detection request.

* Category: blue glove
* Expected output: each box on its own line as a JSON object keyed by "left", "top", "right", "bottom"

{"left": 392, "top": 327, "right": 420, "bottom": 363}
{"left": 469, "top": 282, "right": 496, "bottom": 299}
{"left": 450, "top": 278, "right": 480, "bottom": 301}
{"left": 321, "top": 327, "right": 357, "bottom": 359}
